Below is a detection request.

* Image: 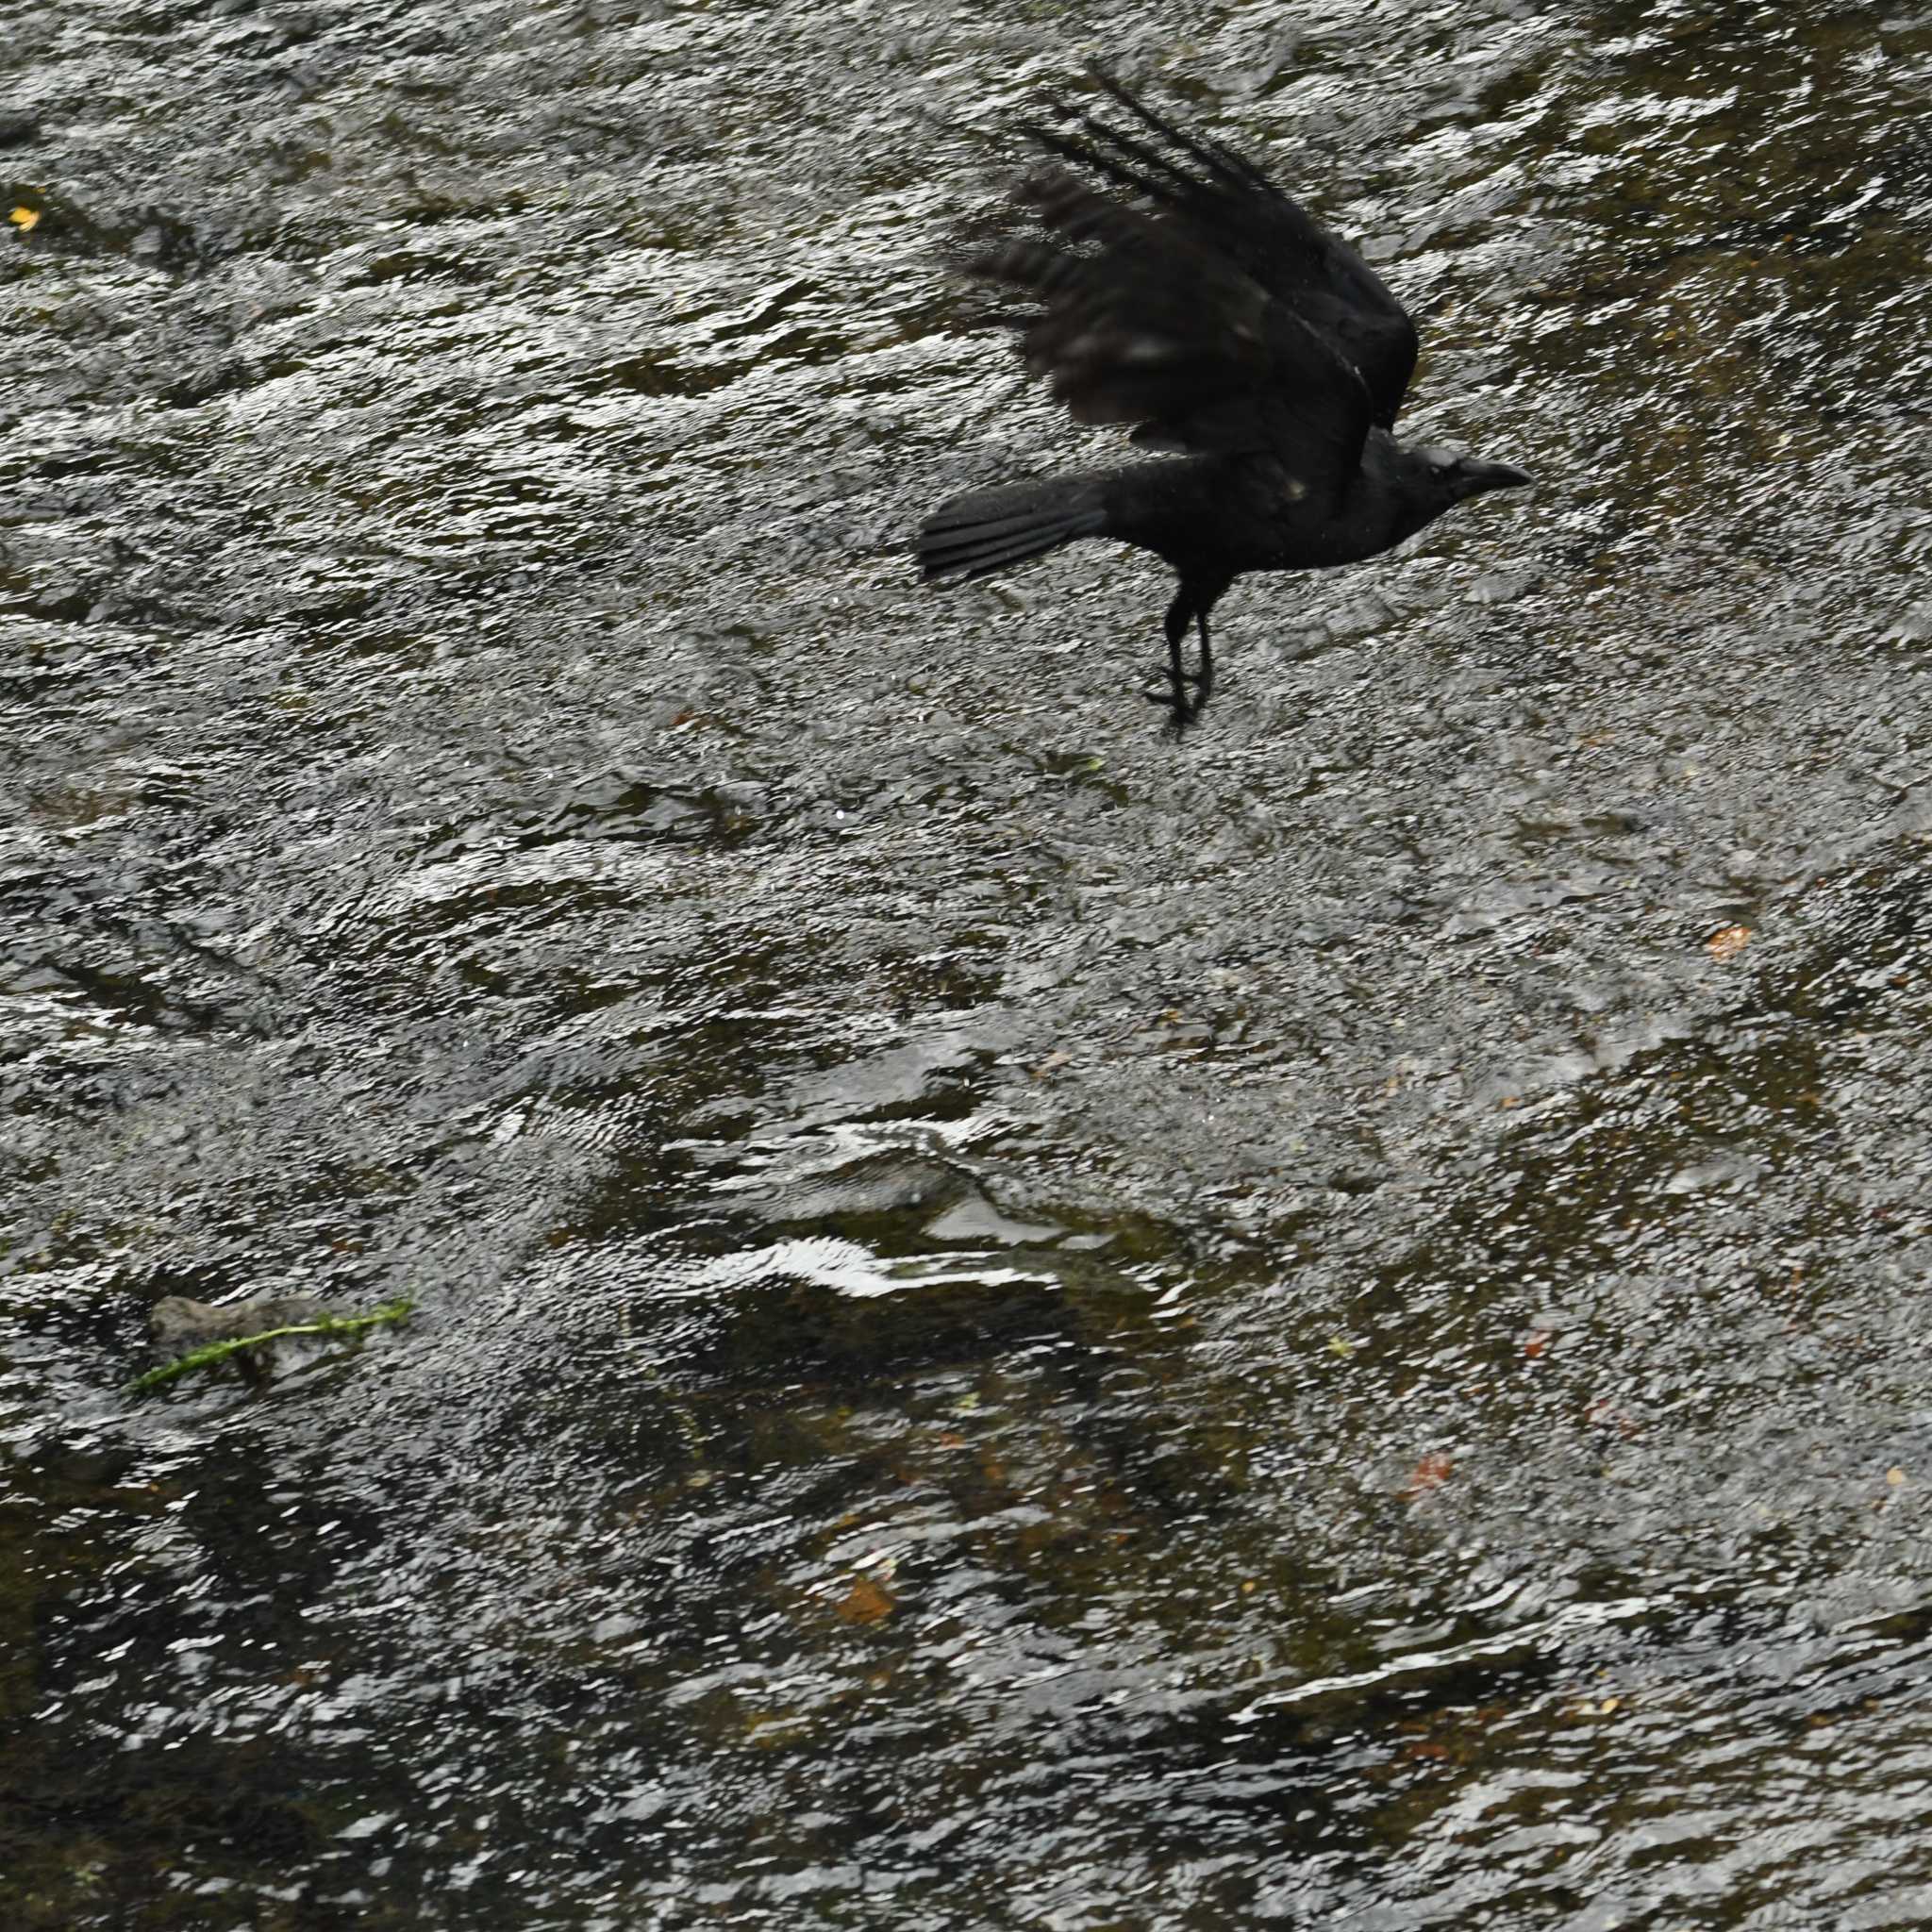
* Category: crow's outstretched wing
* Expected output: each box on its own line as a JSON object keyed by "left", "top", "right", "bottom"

{"left": 971, "top": 163, "right": 1374, "bottom": 503}
{"left": 1012, "top": 73, "right": 1419, "bottom": 432}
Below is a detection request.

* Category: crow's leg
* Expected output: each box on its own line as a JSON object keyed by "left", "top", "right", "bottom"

{"left": 1141, "top": 575, "right": 1229, "bottom": 729}
{"left": 1165, "top": 584, "right": 1195, "bottom": 693}
{"left": 1144, "top": 584, "right": 1203, "bottom": 722}
{"left": 1182, "top": 575, "right": 1231, "bottom": 724}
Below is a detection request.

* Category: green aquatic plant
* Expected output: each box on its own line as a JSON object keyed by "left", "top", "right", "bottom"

{"left": 128, "top": 1299, "right": 415, "bottom": 1396}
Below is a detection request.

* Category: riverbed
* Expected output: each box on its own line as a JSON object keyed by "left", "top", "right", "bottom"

{"left": 6, "top": 1, "right": 1932, "bottom": 1924}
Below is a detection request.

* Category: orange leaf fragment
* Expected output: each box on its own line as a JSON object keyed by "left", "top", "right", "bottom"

{"left": 836, "top": 1576, "right": 895, "bottom": 1625}
{"left": 8, "top": 207, "right": 39, "bottom": 232}
{"left": 1707, "top": 924, "right": 1752, "bottom": 962}
{"left": 1400, "top": 1453, "right": 1455, "bottom": 1499}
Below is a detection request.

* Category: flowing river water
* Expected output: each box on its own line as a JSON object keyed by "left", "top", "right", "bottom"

{"left": 6, "top": 0, "right": 1932, "bottom": 1924}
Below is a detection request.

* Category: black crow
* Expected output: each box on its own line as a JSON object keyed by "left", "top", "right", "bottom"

{"left": 916, "top": 73, "right": 1531, "bottom": 725}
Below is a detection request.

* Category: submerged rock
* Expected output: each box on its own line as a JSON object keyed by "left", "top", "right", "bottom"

{"left": 148, "top": 1294, "right": 330, "bottom": 1386}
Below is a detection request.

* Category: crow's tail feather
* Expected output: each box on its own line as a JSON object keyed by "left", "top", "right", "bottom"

{"left": 918, "top": 477, "right": 1108, "bottom": 583}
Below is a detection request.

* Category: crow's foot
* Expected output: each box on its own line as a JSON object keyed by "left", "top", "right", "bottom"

{"left": 1143, "top": 661, "right": 1208, "bottom": 690}
{"left": 1142, "top": 680, "right": 1209, "bottom": 733}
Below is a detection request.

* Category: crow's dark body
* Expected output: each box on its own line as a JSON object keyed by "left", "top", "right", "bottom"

{"left": 917, "top": 75, "right": 1530, "bottom": 724}
{"left": 1104, "top": 439, "right": 1458, "bottom": 575}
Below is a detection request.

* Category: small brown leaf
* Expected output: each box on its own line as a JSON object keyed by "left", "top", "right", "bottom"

{"left": 836, "top": 1576, "right": 895, "bottom": 1625}
{"left": 1400, "top": 1453, "right": 1455, "bottom": 1499}
{"left": 1707, "top": 924, "right": 1752, "bottom": 962}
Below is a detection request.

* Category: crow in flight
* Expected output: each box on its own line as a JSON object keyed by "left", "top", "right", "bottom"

{"left": 917, "top": 73, "right": 1531, "bottom": 725}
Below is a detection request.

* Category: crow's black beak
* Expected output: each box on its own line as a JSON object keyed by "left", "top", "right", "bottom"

{"left": 1465, "top": 459, "right": 1533, "bottom": 497}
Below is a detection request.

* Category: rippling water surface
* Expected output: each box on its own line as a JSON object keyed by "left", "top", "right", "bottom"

{"left": 6, "top": 0, "right": 1932, "bottom": 1924}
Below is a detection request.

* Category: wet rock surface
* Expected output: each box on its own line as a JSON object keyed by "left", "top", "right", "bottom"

{"left": 147, "top": 1294, "right": 327, "bottom": 1357}
{"left": 5, "top": 0, "right": 1932, "bottom": 1925}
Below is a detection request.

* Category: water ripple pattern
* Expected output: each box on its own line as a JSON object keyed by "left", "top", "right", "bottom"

{"left": 5, "top": 0, "right": 1932, "bottom": 1925}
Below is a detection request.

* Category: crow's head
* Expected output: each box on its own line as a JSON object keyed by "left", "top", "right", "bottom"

{"left": 1416, "top": 444, "right": 1534, "bottom": 507}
